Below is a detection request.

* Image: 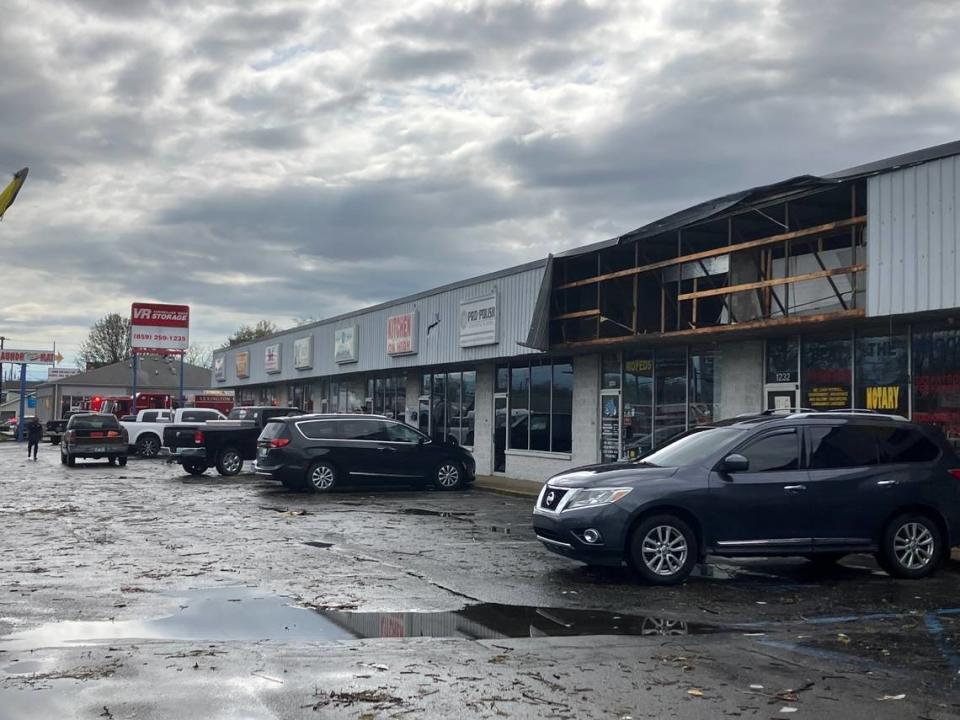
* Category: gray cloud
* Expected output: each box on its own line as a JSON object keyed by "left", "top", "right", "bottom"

{"left": 2, "top": 0, "right": 959, "bottom": 354}
{"left": 369, "top": 44, "right": 475, "bottom": 80}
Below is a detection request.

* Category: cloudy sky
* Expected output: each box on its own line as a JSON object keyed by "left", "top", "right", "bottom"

{"left": 1, "top": 0, "right": 958, "bottom": 370}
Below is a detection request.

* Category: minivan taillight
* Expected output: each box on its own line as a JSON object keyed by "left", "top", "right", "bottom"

{"left": 270, "top": 438, "right": 290, "bottom": 448}
{"left": 194, "top": 430, "right": 204, "bottom": 444}
{"left": 66, "top": 430, "right": 75, "bottom": 442}
{"left": 949, "top": 469, "right": 960, "bottom": 480}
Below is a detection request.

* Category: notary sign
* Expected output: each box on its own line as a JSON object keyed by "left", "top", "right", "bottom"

{"left": 459, "top": 293, "right": 498, "bottom": 347}
{"left": 264, "top": 343, "right": 282, "bottom": 374}
{"left": 131, "top": 302, "right": 189, "bottom": 355}
{"left": 387, "top": 311, "right": 418, "bottom": 356}
{"left": 0, "top": 349, "right": 58, "bottom": 365}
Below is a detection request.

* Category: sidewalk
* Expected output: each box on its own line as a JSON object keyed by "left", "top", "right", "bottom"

{"left": 473, "top": 474, "right": 542, "bottom": 498}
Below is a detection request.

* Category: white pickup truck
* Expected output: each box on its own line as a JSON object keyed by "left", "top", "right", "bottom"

{"left": 121, "top": 407, "right": 226, "bottom": 457}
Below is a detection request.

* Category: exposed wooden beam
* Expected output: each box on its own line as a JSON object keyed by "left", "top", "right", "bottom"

{"left": 554, "top": 309, "right": 600, "bottom": 321}
{"left": 553, "top": 308, "right": 866, "bottom": 348}
{"left": 554, "top": 215, "right": 867, "bottom": 291}
{"left": 676, "top": 264, "right": 865, "bottom": 302}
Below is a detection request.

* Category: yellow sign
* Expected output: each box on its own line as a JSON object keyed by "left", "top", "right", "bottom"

{"left": 625, "top": 359, "right": 653, "bottom": 373}
{"left": 866, "top": 386, "right": 900, "bottom": 411}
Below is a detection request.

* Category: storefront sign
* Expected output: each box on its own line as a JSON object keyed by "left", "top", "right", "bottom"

{"left": 387, "top": 311, "right": 418, "bottom": 356}
{"left": 264, "top": 343, "right": 282, "bottom": 374}
{"left": 131, "top": 302, "right": 189, "bottom": 355}
{"left": 0, "top": 348, "right": 59, "bottom": 365}
{"left": 865, "top": 385, "right": 901, "bottom": 411}
{"left": 335, "top": 325, "right": 358, "bottom": 364}
{"left": 459, "top": 293, "right": 498, "bottom": 348}
{"left": 235, "top": 351, "right": 250, "bottom": 379}
{"left": 213, "top": 355, "right": 226, "bottom": 382}
{"left": 600, "top": 395, "right": 621, "bottom": 463}
{"left": 293, "top": 336, "right": 313, "bottom": 370}
{"left": 47, "top": 366, "right": 80, "bottom": 380}
{"left": 806, "top": 385, "right": 849, "bottom": 409}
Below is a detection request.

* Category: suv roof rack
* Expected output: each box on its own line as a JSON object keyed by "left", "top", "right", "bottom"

{"left": 817, "top": 409, "right": 910, "bottom": 421}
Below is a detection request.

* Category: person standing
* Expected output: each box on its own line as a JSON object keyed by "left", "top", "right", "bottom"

{"left": 26, "top": 417, "right": 42, "bottom": 461}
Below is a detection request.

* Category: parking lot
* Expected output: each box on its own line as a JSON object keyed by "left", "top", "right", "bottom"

{"left": 1, "top": 442, "right": 960, "bottom": 719}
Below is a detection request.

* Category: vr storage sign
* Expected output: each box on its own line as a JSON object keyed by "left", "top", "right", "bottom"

{"left": 459, "top": 293, "right": 498, "bottom": 347}
{"left": 131, "top": 302, "right": 189, "bottom": 354}
{"left": 387, "top": 311, "right": 418, "bottom": 356}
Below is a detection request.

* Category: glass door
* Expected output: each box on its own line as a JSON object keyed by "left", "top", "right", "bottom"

{"left": 493, "top": 394, "right": 507, "bottom": 473}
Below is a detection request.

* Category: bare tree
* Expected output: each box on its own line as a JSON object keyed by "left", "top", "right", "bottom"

{"left": 223, "top": 320, "right": 278, "bottom": 348}
{"left": 183, "top": 343, "right": 214, "bottom": 368}
{"left": 78, "top": 313, "right": 130, "bottom": 369}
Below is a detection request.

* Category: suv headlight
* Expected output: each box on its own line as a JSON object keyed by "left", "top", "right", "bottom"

{"left": 565, "top": 487, "right": 632, "bottom": 510}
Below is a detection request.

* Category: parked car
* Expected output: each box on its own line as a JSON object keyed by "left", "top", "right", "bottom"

{"left": 60, "top": 413, "right": 128, "bottom": 467}
{"left": 254, "top": 414, "right": 476, "bottom": 492}
{"left": 46, "top": 412, "right": 79, "bottom": 445}
{"left": 121, "top": 407, "right": 226, "bottom": 458}
{"left": 533, "top": 411, "right": 960, "bottom": 585}
{"left": 164, "top": 406, "right": 302, "bottom": 476}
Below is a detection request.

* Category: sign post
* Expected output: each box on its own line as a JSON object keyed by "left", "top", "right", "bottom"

{"left": 130, "top": 303, "right": 190, "bottom": 415}
{"left": 16, "top": 364, "right": 26, "bottom": 441}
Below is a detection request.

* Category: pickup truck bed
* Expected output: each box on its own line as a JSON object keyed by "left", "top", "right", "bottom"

{"left": 164, "top": 407, "right": 302, "bottom": 476}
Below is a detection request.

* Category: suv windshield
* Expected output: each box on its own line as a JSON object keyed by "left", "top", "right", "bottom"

{"left": 637, "top": 426, "right": 746, "bottom": 467}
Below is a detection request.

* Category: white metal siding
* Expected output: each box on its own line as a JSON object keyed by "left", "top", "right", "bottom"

{"left": 214, "top": 264, "right": 546, "bottom": 386}
{"left": 868, "top": 155, "right": 960, "bottom": 316}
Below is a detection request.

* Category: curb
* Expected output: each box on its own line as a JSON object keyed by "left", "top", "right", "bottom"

{"left": 472, "top": 476, "right": 542, "bottom": 499}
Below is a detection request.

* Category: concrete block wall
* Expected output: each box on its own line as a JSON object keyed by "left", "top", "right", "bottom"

{"left": 472, "top": 364, "right": 494, "bottom": 476}
{"left": 717, "top": 341, "right": 763, "bottom": 418}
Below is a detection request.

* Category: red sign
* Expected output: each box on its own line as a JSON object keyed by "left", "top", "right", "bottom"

{"left": 131, "top": 302, "right": 190, "bottom": 354}
{"left": 0, "top": 349, "right": 58, "bottom": 365}
{"left": 387, "top": 311, "right": 418, "bottom": 356}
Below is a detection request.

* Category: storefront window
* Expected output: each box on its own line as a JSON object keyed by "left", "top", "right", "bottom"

{"left": 689, "top": 346, "right": 719, "bottom": 426}
{"left": 461, "top": 371, "right": 475, "bottom": 446}
{"left": 418, "top": 370, "right": 474, "bottom": 445}
{"left": 623, "top": 352, "right": 653, "bottom": 455}
{"left": 912, "top": 328, "right": 960, "bottom": 446}
{"left": 495, "top": 365, "right": 509, "bottom": 394}
{"left": 856, "top": 332, "right": 908, "bottom": 416}
{"left": 509, "top": 366, "right": 529, "bottom": 450}
{"left": 507, "top": 359, "right": 573, "bottom": 453}
{"left": 602, "top": 353, "right": 621, "bottom": 389}
{"left": 654, "top": 350, "right": 687, "bottom": 447}
{"left": 802, "top": 336, "right": 852, "bottom": 410}
{"left": 766, "top": 338, "right": 799, "bottom": 384}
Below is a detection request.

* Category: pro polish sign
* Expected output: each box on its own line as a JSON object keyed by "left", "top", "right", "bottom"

{"left": 131, "top": 303, "right": 189, "bottom": 355}
{"left": 459, "top": 293, "right": 498, "bottom": 347}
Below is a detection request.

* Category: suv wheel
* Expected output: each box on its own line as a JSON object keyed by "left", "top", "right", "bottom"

{"left": 60, "top": 449, "right": 67, "bottom": 465}
{"left": 878, "top": 513, "right": 943, "bottom": 579}
{"left": 136, "top": 434, "right": 160, "bottom": 458}
{"left": 433, "top": 461, "right": 463, "bottom": 491}
{"left": 66, "top": 454, "right": 76, "bottom": 467}
{"left": 628, "top": 514, "right": 698, "bottom": 586}
{"left": 216, "top": 448, "right": 243, "bottom": 476}
{"left": 305, "top": 461, "right": 337, "bottom": 493}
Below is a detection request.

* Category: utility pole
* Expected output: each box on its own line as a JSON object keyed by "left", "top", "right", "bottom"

{"left": 0, "top": 335, "right": 4, "bottom": 405}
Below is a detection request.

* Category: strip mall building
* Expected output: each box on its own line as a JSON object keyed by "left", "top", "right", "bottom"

{"left": 213, "top": 142, "right": 960, "bottom": 482}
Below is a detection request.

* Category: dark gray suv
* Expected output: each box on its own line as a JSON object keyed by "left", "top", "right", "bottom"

{"left": 533, "top": 412, "right": 960, "bottom": 585}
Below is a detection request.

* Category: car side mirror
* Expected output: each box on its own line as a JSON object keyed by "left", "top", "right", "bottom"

{"left": 721, "top": 454, "right": 749, "bottom": 473}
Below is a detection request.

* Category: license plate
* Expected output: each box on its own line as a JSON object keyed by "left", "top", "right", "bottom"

{"left": 88, "top": 446, "right": 106, "bottom": 453}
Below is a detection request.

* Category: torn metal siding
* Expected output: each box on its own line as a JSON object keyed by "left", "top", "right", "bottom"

{"left": 868, "top": 155, "right": 960, "bottom": 317}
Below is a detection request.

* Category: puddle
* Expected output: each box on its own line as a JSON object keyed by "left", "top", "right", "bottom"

{"left": 2, "top": 660, "right": 44, "bottom": 674}
{"left": 303, "top": 541, "right": 334, "bottom": 549}
{"left": 0, "top": 588, "right": 719, "bottom": 650}
{"left": 488, "top": 526, "right": 512, "bottom": 535}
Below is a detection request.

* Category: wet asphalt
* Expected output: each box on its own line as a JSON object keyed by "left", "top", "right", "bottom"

{"left": 0, "top": 442, "right": 959, "bottom": 719}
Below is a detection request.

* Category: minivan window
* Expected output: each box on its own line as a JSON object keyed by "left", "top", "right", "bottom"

{"left": 638, "top": 427, "right": 747, "bottom": 467}
{"left": 260, "top": 420, "right": 287, "bottom": 440}
{"left": 298, "top": 420, "right": 341, "bottom": 440}
{"left": 340, "top": 419, "right": 380, "bottom": 441}
{"left": 739, "top": 429, "right": 800, "bottom": 472}
{"left": 383, "top": 422, "right": 424, "bottom": 443}
{"left": 876, "top": 427, "right": 940, "bottom": 463}
{"left": 808, "top": 425, "right": 879, "bottom": 469}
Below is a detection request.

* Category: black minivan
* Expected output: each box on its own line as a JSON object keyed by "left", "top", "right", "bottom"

{"left": 254, "top": 414, "right": 476, "bottom": 493}
{"left": 533, "top": 412, "right": 960, "bottom": 585}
